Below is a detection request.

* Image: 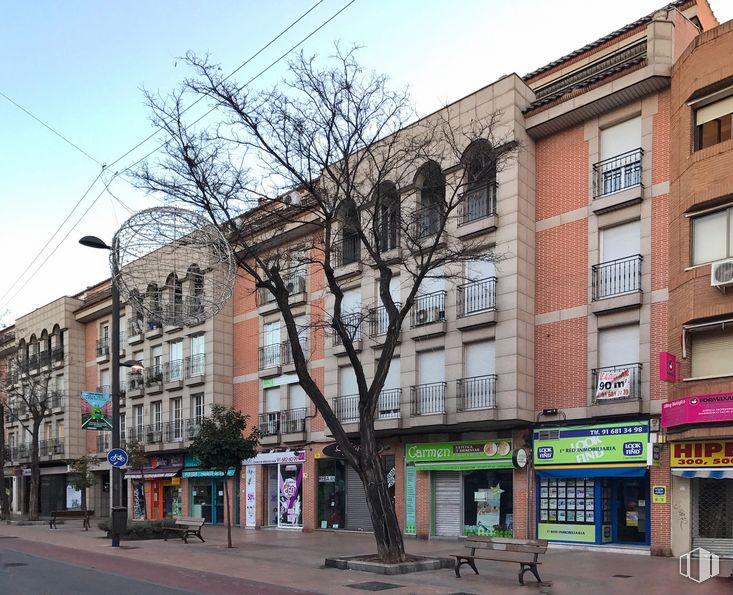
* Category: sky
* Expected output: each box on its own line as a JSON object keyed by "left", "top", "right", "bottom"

{"left": 1, "top": 0, "right": 732, "bottom": 325}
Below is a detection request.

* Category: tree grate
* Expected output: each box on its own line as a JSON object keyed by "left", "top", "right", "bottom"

{"left": 612, "top": 574, "right": 632, "bottom": 578}
{"left": 347, "top": 582, "right": 403, "bottom": 591}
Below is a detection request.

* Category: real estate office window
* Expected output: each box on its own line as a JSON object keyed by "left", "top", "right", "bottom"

{"left": 691, "top": 206, "right": 733, "bottom": 265}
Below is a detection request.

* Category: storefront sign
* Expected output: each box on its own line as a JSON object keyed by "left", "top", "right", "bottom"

{"left": 671, "top": 440, "right": 733, "bottom": 467}
{"left": 533, "top": 421, "right": 649, "bottom": 466}
{"left": 512, "top": 448, "right": 528, "bottom": 468}
{"left": 652, "top": 486, "right": 667, "bottom": 504}
{"left": 181, "top": 469, "right": 236, "bottom": 478}
{"left": 662, "top": 393, "right": 733, "bottom": 428}
{"left": 242, "top": 450, "right": 305, "bottom": 465}
{"left": 538, "top": 522, "right": 596, "bottom": 542}
{"left": 80, "top": 391, "right": 112, "bottom": 430}
{"left": 245, "top": 466, "right": 256, "bottom": 527}
{"left": 594, "top": 368, "right": 632, "bottom": 400}
{"left": 405, "top": 440, "right": 513, "bottom": 465}
{"left": 262, "top": 373, "right": 298, "bottom": 388}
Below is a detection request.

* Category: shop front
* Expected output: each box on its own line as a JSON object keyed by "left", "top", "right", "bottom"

{"left": 243, "top": 450, "right": 305, "bottom": 529}
{"left": 314, "top": 445, "right": 396, "bottom": 531}
{"left": 670, "top": 439, "right": 733, "bottom": 558}
{"left": 533, "top": 420, "right": 650, "bottom": 546}
{"left": 125, "top": 454, "right": 183, "bottom": 520}
{"left": 182, "top": 467, "right": 237, "bottom": 524}
{"left": 405, "top": 439, "right": 515, "bottom": 538}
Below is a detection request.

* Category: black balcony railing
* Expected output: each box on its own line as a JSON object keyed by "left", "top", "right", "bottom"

{"left": 128, "top": 319, "right": 145, "bottom": 336}
{"left": 28, "top": 354, "right": 39, "bottom": 370}
{"left": 592, "top": 255, "right": 642, "bottom": 300}
{"left": 592, "top": 148, "right": 643, "bottom": 198}
{"left": 128, "top": 372, "right": 145, "bottom": 390}
{"left": 258, "top": 412, "right": 280, "bottom": 436}
{"left": 166, "top": 302, "right": 184, "bottom": 324}
{"left": 185, "top": 354, "right": 205, "bottom": 378}
{"left": 282, "top": 407, "right": 307, "bottom": 433}
{"left": 127, "top": 417, "right": 203, "bottom": 443}
{"left": 163, "top": 419, "right": 186, "bottom": 442}
{"left": 410, "top": 291, "right": 446, "bottom": 327}
{"left": 410, "top": 382, "right": 446, "bottom": 416}
{"left": 145, "top": 365, "right": 164, "bottom": 385}
{"left": 185, "top": 296, "right": 205, "bottom": 318}
{"left": 258, "top": 344, "right": 281, "bottom": 370}
{"left": 164, "top": 359, "right": 184, "bottom": 382}
{"left": 591, "top": 363, "right": 642, "bottom": 403}
{"left": 459, "top": 181, "right": 497, "bottom": 225}
{"left": 369, "top": 303, "right": 400, "bottom": 337}
{"left": 281, "top": 338, "right": 308, "bottom": 366}
{"left": 143, "top": 423, "right": 164, "bottom": 444}
{"left": 332, "top": 313, "right": 363, "bottom": 346}
{"left": 457, "top": 375, "right": 497, "bottom": 411}
{"left": 38, "top": 439, "right": 64, "bottom": 456}
{"left": 52, "top": 347, "right": 64, "bottom": 363}
{"left": 457, "top": 277, "right": 497, "bottom": 317}
{"left": 333, "top": 235, "right": 361, "bottom": 267}
{"left": 39, "top": 351, "right": 51, "bottom": 367}
{"left": 257, "top": 272, "right": 307, "bottom": 306}
{"left": 413, "top": 205, "right": 444, "bottom": 239}
{"left": 334, "top": 395, "right": 359, "bottom": 422}
{"left": 96, "top": 338, "right": 110, "bottom": 358}
{"left": 377, "top": 388, "right": 401, "bottom": 419}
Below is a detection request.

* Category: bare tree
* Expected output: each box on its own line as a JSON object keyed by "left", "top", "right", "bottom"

{"left": 4, "top": 348, "right": 57, "bottom": 520}
{"left": 138, "top": 46, "right": 517, "bottom": 563}
{"left": 0, "top": 322, "right": 12, "bottom": 519}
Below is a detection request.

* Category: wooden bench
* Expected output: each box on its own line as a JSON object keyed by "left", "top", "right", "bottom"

{"left": 163, "top": 516, "right": 206, "bottom": 544}
{"left": 453, "top": 536, "right": 548, "bottom": 585}
{"left": 49, "top": 509, "right": 94, "bottom": 530}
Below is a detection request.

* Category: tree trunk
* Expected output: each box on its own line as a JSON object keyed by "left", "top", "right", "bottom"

{"left": 28, "top": 423, "right": 40, "bottom": 521}
{"left": 224, "top": 477, "right": 232, "bottom": 548}
{"left": 361, "top": 455, "right": 405, "bottom": 564}
{"left": 0, "top": 403, "right": 10, "bottom": 520}
{"left": 80, "top": 487, "right": 87, "bottom": 511}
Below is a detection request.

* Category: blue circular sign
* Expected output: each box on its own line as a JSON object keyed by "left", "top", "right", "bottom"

{"left": 107, "top": 448, "right": 129, "bottom": 468}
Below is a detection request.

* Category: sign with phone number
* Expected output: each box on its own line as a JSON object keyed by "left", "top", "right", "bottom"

{"left": 671, "top": 440, "right": 733, "bottom": 467}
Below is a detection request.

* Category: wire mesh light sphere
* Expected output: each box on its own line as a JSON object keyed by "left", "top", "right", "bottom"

{"left": 111, "top": 206, "right": 236, "bottom": 327}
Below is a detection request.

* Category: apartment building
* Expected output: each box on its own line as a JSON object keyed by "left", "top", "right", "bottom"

{"left": 1, "top": 297, "right": 86, "bottom": 515}
{"left": 74, "top": 270, "right": 235, "bottom": 523}
{"left": 664, "top": 18, "right": 733, "bottom": 559}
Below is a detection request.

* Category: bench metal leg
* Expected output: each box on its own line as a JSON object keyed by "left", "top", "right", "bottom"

{"left": 518, "top": 563, "right": 542, "bottom": 585}
{"left": 195, "top": 530, "right": 205, "bottom": 543}
{"left": 454, "top": 556, "right": 479, "bottom": 578}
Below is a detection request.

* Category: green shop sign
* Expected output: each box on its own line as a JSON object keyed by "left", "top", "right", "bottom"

{"left": 533, "top": 421, "right": 649, "bottom": 466}
{"left": 405, "top": 440, "right": 513, "bottom": 470}
{"left": 538, "top": 522, "right": 595, "bottom": 542}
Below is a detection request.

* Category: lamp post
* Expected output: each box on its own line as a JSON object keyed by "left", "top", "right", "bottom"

{"left": 79, "top": 235, "right": 135, "bottom": 547}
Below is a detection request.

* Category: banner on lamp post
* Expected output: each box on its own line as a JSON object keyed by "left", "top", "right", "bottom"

{"left": 81, "top": 391, "right": 113, "bottom": 430}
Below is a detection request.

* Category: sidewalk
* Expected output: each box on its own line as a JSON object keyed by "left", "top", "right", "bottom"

{"left": 1, "top": 521, "right": 731, "bottom": 594}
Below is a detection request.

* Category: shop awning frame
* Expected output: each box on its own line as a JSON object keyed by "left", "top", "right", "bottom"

{"left": 124, "top": 466, "right": 183, "bottom": 480}
{"left": 413, "top": 460, "right": 514, "bottom": 472}
{"left": 535, "top": 464, "right": 648, "bottom": 478}
{"left": 672, "top": 468, "right": 733, "bottom": 479}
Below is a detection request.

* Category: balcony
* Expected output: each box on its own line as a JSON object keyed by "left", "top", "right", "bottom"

{"left": 457, "top": 278, "right": 497, "bottom": 329}
{"left": 410, "top": 291, "right": 446, "bottom": 337}
{"left": 410, "top": 382, "right": 446, "bottom": 417}
{"left": 281, "top": 338, "right": 308, "bottom": 372}
{"left": 333, "top": 235, "right": 362, "bottom": 278}
{"left": 257, "top": 272, "right": 307, "bottom": 313}
{"left": 127, "top": 371, "right": 145, "bottom": 398}
{"left": 96, "top": 432, "right": 111, "bottom": 453}
{"left": 281, "top": 407, "right": 307, "bottom": 441}
{"left": 128, "top": 319, "right": 145, "bottom": 343}
{"left": 39, "top": 350, "right": 51, "bottom": 368}
{"left": 332, "top": 313, "right": 363, "bottom": 353}
{"left": 258, "top": 412, "right": 281, "bottom": 446}
{"left": 458, "top": 182, "right": 498, "bottom": 238}
{"left": 591, "top": 148, "right": 643, "bottom": 213}
{"left": 185, "top": 296, "right": 205, "bottom": 325}
{"left": 163, "top": 360, "right": 184, "bottom": 390}
{"left": 457, "top": 375, "right": 497, "bottom": 411}
{"left": 185, "top": 354, "right": 206, "bottom": 385}
{"left": 52, "top": 346, "right": 64, "bottom": 366}
{"left": 146, "top": 318, "right": 163, "bottom": 339}
{"left": 258, "top": 344, "right": 282, "bottom": 376}
{"left": 412, "top": 205, "right": 444, "bottom": 240}
{"left": 96, "top": 338, "right": 110, "bottom": 362}
{"left": 369, "top": 303, "right": 401, "bottom": 341}
{"left": 591, "top": 255, "right": 643, "bottom": 313}
{"left": 590, "top": 363, "right": 642, "bottom": 414}
{"left": 163, "top": 419, "right": 186, "bottom": 442}
{"left": 39, "top": 439, "right": 64, "bottom": 457}
{"left": 48, "top": 390, "right": 65, "bottom": 410}
{"left": 145, "top": 365, "right": 164, "bottom": 394}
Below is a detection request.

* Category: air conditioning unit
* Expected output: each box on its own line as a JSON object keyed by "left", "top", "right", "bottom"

{"left": 711, "top": 258, "right": 733, "bottom": 291}
{"left": 415, "top": 308, "right": 429, "bottom": 325}
{"left": 283, "top": 191, "right": 301, "bottom": 206}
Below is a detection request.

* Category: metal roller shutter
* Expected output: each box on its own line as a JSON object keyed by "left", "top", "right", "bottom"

{"left": 346, "top": 465, "right": 373, "bottom": 531}
{"left": 434, "top": 471, "right": 462, "bottom": 537}
{"left": 692, "top": 478, "right": 733, "bottom": 558}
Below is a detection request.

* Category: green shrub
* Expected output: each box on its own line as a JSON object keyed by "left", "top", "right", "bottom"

{"left": 97, "top": 518, "right": 176, "bottom": 540}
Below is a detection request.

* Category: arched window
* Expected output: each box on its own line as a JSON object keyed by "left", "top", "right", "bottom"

{"left": 414, "top": 161, "right": 445, "bottom": 238}
{"left": 129, "top": 289, "right": 145, "bottom": 335}
{"left": 336, "top": 200, "right": 360, "bottom": 265}
{"left": 51, "top": 324, "right": 64, "bottom": 363}
{"left": 40, "top": 330, "right": 50, "bottom": 366}
{"left": 18, "top": 338, "right": 27, "bottom": 372}
{"left": 147, "top": 283, "right": 161, "bottom": 329}
{"left": 375, "top": 182, "right": 400, "bottom": 252}
{"left": 461, "top": 140, "right": 497, "bottom": 224}
{"left": 187, "top": 264, "right": 205, "bottom": 316}
{"left": 165, "top": 273, "right": 183, "bottom": 322}
{"left": 28, "top": 334, "right": 39, "bottom": 370}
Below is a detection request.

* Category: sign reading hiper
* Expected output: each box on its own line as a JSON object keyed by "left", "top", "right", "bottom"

{"left": 81, "top": 391, "right": 113, "bottom": 430}
{"left": 594, "top": 368, "right": 632, "bottom": 400}
{"left": 671, "top": 440, "right": 733, "bottom": 467}
{"left": 405, "top": 440, "right": 513, "bottom": 463}
{"left": 533, "top": 421, "right": 649, "bottom": 466}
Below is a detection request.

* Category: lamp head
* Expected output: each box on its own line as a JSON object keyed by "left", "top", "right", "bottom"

{"left": 79, "top": 236, "right": 111, "bottom": 250}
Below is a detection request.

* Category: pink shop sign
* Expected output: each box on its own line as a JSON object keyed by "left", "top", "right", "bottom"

{"left": 662, "top": 393, "right": 733, "bottom": 428}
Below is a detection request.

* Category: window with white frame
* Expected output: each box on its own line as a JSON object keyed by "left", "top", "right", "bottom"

{"left": 262, "top": 387, "right": 281, "bottom": 434}
{"left": 189, "top": 334, "right": 205, "bottom": 376}
{"left": 378, "top": 358, "right": 401, "bottom": 418}
{"left": 690, "top": 327, "right": 733, "bottom": 378}
{"left": 171, "top": 397, "right": 183, "bottom": 438}
{"left": 168, "top": 339, "right": 183, "bottom": 381}
{"left": 120, "top": 412, "right": 126, "bottom": 442}
{"left": 596, "top": 117, "right": 642, "bottom": 196}
{"left": 694, "top": 94, "right": 733, "bottom": 150}
{"left": 151, "top": 401, "right": 162, "bottom": 431}
{"left": 460, "top": 260, "right": 497, "bottom": 316}
{"left": 288, "top": 383, "right": 307, "bottom": 411}
{"left": 151, "top": 345, "right": 163, "bottom": 379}
{"left": 598, "top": 325, "right": 640, "bottom": 368}
{"left": 691, "top": 206, "right": 733, "bottom": 265}
{"left": 261, "top": 321, "right": 281, "bottom": 368}
{"left": 191, "top": 393, "right": 204, "bottom": 425}
{"left": 415, "top": 350, "right": 445, "bottom": 414}
{"left": 133, "top": 405, "right": 144, "bottom": 436}
{"left": 338, "top": 366, "right": 359, "bottom": 421}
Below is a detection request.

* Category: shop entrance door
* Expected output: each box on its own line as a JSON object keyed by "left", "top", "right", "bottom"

{"left": 277, "top": 464, "right": 303, "bottom": 528}
{"left": 267, "top": 465, "right": 279, "bottom": 526}
{"left": 610, "top": 477, "right": 648, "bottom": 544}
{"left": 692, "top": 478, "right": 733, "bottom": 557}
{"left": 213, "top": 479, "right": 225, "bottom": 524}
{"left": 433, "top": 471, "right": 462, "bottom": 537}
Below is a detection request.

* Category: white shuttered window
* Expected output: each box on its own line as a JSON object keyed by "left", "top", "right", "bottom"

{"left": 691, "top": 328, "right": 733, "bottom": 378}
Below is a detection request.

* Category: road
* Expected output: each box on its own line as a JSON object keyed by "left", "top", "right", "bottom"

{"left": 0, "top": 538, "right": 314, "bottom": 595}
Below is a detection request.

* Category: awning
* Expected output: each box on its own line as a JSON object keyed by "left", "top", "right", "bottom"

{"left": 535, "top": 464, "right": 647, "bottom": 478}
{"left": 414, "top": 460, "right": 514, "bottom": 472}
{"left": 672, "top": 468, "right": 733, "bottom": 479}
{"left": 125, "top": 466, "right": 182, "bottom": 480}
{"left": 182, "top": 468, "right": 236, "bottom": 478}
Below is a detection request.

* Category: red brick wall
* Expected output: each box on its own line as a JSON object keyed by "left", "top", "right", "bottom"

{"left": 233, "top": 318, "right": 258, "bottom": 377}
{"left": 535, "top": 317, "right": 588, "bottom": 410}
{"left": 650, "top": 445, "right": 672, "bottom": 556}
{"left": 415, "top": 470, "right": 430, "bottom": 539}
{"left": 535, "top": 125, "right": 588, "bottom": 221}
{"left": 652, "top": 90, "right": 670, "bottom": 186}
{"left": 536, "top": 220, "right": 588, "bottom": 314}
{"left": 233, "top": 379, "right": 259, "bottom": 426}
{"left": 650, "top": 301, "right": 669, "bottom": 402}
{"left": 512, "top": 428, "right": 531, "bottom": 539}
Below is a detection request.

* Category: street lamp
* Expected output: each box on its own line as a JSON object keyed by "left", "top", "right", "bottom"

{"left": 79, "top": 235, "right": 131, "bottom": 547}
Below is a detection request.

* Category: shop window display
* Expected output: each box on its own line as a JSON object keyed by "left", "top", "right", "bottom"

{"left": 463, "top": 469, "right": 513, "bottom": 537}
{"left": 317, "top": 460, "right": 346, "bottom": 529}
{"left": 539, "top": 478, "right": 595, "bottom": 525}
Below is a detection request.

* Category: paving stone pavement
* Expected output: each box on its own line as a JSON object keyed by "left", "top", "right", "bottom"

{"left": 1, "top": 521, "right": 732, "bottom": 594}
